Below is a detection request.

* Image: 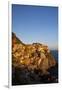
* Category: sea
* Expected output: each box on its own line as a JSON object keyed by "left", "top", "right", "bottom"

{"left": 50, "top": 50, "right": 58, "bottom": 62}
{"left": 49, "top": 50, "right": 58, "bottom": 79}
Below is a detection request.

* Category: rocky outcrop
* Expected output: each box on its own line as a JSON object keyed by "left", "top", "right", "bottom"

{"left": 12, "top": 32, "right": 58, "bottom": 85}
{"left": 12, "top": 32, "right": 56, "bottom": 75}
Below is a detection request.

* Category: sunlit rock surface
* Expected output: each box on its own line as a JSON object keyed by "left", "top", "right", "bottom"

{"left": 12, "top": 32, "right": 58, "bottom": 85}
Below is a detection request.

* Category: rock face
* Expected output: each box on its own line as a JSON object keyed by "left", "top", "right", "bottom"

{"left": 12, "top": 32, "right": 56, "bottom": 74}
{"left": 12, "top": 32, "right": 58, "bottom": 85}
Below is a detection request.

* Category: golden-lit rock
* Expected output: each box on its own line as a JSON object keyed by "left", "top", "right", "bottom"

{"left": 12, "top": 32, "right": 56, "bottom": 74}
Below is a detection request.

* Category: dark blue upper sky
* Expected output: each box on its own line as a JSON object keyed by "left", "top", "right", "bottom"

{"left": 12, "top": 4, "right": 58, "bottom": 50}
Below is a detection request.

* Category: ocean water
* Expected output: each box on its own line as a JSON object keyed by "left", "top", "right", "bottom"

{"left": 50, "top": 50, "right": 58, "bottom": 62}
{"left": 49, "top": 50, "right": 58, "bottom": 79}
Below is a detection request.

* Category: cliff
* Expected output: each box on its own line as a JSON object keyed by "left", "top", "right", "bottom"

{"left": 12, "top": 32, "right": 58, "bottom": 85}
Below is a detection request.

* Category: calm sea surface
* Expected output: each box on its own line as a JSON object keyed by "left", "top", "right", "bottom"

{"left": 50, "top": 50, "right": 58, "bottom": 62}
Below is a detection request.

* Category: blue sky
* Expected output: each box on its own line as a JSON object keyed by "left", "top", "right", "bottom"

{"left": 12, "top": 4, "right": 58, "bottom": 50}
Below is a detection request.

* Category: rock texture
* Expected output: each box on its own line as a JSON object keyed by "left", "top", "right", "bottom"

{"left": 12, "top": 32, "right": 58, "bottom": 85}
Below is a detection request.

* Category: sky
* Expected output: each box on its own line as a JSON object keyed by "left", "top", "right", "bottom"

{"left": 12, "top": 4, "right": 58, "bottom": 50}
